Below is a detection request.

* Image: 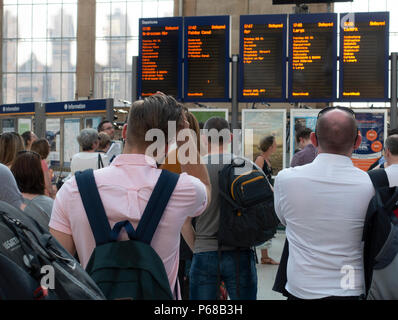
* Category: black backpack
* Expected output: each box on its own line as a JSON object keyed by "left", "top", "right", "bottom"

{"left": 218, "top": 157, "right": 279, "bottom": 248}
{"left": 364, "top": 169, "right": 398, "bottom": 300}
{"left": 75, "top": 169, "right": 179, "bottom": 300}
{"left": 0, "top": 201, "right": 105, "bottom": 300}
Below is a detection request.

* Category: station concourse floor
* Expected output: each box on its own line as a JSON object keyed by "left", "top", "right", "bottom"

{"left": 256, "top": 230, "right": 287, "bottom": 300}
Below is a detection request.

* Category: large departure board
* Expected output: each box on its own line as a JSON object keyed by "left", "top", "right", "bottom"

{"left": 288, "top": 13, "right": 337, "bottom": 102}
{"left": 339, "top": 12, "right": 389, "bottom": 102}
{"left": 138, "top": 17, "right": 183, "bottom": 100}
{"left": 239, "top": 14, "right": 287, "bottom": 102}
{"left": 184, "top": 16, "right": 230, "bottom": 102}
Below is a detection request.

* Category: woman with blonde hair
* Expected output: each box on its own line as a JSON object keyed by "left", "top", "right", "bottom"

{"left": 0, "top": 132, "right": 25, "bottom": 168}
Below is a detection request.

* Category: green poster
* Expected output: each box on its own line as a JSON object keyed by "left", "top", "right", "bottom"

{"left": 189, "top": 109, "right": 228, "bottom": 124}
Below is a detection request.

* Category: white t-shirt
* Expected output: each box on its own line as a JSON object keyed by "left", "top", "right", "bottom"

{"left": 385, "top": 164, "right": 398, "bottom": 187}
{"left": 70, "top": 152, "right": 109, "bottom": 175}
{"left": 274, "top": 153, "right": 375, "bottom": 299}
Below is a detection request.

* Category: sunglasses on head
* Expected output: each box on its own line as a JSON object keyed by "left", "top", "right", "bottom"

{"left": 317, "top": 106, "right": 356, "bottom": 119}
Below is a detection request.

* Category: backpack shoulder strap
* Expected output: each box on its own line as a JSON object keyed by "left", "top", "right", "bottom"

{"left": 97, "top": 153, "right": 104, "bottom": 169}
{"left": 135, "top": 170, "right": 179, "bottom": 244}
{"left": 367, "top": 168, "right": 389, "bottom": 190}
{"left": 75, "top": 169, "right": 112, "bottom": 246}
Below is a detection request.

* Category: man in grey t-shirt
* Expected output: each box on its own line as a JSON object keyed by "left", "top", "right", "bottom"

{"left": 189, "top": 117, "right": 257, "bottom": 300}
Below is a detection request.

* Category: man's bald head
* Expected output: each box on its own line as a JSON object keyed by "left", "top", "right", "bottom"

{"left": 315, "top": 108, "right": 358, "bottom": 156}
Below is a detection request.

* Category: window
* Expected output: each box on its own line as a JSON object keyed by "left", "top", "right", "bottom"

{"left": 94, "top": 0, "right": 174, "bottom": 106}
{"left": 2, "top": 0, "right": 77, "bottom": 104}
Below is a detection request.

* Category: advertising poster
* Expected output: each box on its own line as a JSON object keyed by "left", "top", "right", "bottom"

{"left": 351, "top": 109, "right": 387, "bottom": 171}
{"left": 63, "top": 118, "right": 81, "bottom": 168}
{"left": 2, "top": 119, "right": 15, "bottom": 133}
{"left": 46, "top": 118, "right": 61, "bottom": 167}
{"left": 17, "top": 118, "right": 32, "bottom": 135}
{"left": 289, "top": 109, "right": 320, "bottom": 164}
{"left": 190, "top": 109, "right": 230, "bottom": 154}
{"left": 84, "top": 117, "right": 102, "bottom": 130}
{"left": 189, "top": 109, "right": 228, "bottom": 124}
{"left": 242, "top": 109, "right": 286, "bottom": 176}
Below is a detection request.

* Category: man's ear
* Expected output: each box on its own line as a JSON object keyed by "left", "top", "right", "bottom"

{"left": 310, "top": 132, "right": 318, "bottom": 147}
{"left": 353, "top": 133, "right": 362, "bottom": 150}
{"left": 384, "top": 147, "right": 391, "bottom": 159}
{"left": 122, "top": 123, "right": 128, "bottom": 140}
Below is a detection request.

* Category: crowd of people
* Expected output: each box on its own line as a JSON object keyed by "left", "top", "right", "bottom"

{"left": 0, "top": 94, "right": 396, "bottom": 300}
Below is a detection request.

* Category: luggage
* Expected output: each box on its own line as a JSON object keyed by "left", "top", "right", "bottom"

{"left": 364, "top": 169, "right": 398, "bottom": 300}
{"left": 75, "top": 169, "right": 179, "bottom": 300}
{"left": 0, "top": 201, "right": 105, "bottom": 300}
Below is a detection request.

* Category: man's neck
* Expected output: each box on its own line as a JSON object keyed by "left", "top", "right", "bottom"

{"left": 386, "top": 156, "right": 398, "bottom": 167}
{"left": 207, "top": 144, "right": 229, "bottom": 155}
{"left": 302, "top": 139, "right": 313, "bottom": 148}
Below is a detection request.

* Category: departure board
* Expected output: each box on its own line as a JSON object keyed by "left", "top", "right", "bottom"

{"left": 184, "top": 16, "right": 230, "bottom": 102}
{"left": 288, "top": 13, "right": 337, "bottom": 102}
{"left": 239, "top": 14, "right": 287, "bottom": 102}
{"left": 138, "top": 17, "right": 183, "bottom": 100}
{"left": 339, "top": 12, "right": 389, "bottom": 102}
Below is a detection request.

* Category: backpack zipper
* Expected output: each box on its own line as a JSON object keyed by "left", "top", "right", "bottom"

{"left": 240, "top": 176, "right": 264, "bottom": 194}
{"left": 230, "top": 170, "right": 259, "bottom": 200}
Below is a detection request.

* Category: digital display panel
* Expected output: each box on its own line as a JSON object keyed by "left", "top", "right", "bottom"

{"left": 339, "top": 12, "right": 389, "bottom": 102}
{"left": 288, "top": 13, "right": 337, "bottom": 102}
{"left": 184, "top": 16, "right": 230, "bottom": 102}
{"left": 239, "top": 14, "right": 287, "bottom": 102}
{"left": 138, "top": 17, "right": 183, "bottom": 100}
{"left": 273, "top": 0, "right": 352, "bottom": 4}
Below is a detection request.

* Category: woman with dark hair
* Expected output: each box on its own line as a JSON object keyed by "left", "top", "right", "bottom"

{"left": 255, "top": 135, "right": 276, "bottom": 184}
{"left": 21, "top": 131, "right": 38, "bottom": 150}
{"left": 31, "top": 138, "right": 55, "bottom": 198}
{"left": 255, "top": 135, "right": 279, "bottom": 265}
{"left": 0, "top": 132, "right": 25, "bottom": 168}
{"left": 11, "top": 151, "right": 53, "bottom": 223}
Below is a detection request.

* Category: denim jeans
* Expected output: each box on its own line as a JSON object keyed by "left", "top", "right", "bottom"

{"left": 189, "top": 250, "right": 257, "bottom": 300}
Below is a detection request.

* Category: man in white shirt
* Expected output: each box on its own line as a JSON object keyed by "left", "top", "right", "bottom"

{"left": 274, "top": 107, "right": 375, "bottom": 300}
{"left": 383, "top": 134, "right": 398, "bottom": 186}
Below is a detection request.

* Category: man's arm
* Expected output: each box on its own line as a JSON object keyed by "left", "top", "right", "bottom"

{"left": 181, "top": 217, "right": 195, "bottom": 251}
{"left": 177, "top": 119, "right": 211, "bottom": 209}
{"left": 50, "top": 228, "right": 76, "bottom": 256}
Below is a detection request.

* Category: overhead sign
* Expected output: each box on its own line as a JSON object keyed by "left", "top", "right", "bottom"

{"left": 45, "top": 99, "right": 108, "bottom": 114}
{"left": 339, "top": 12, "right": 389, "bottom": 102}
{"left": 138, "top": 17, "right": 183, "bottom": 100}
{"left": 0, "top": 103, "right": 35, "bottom": 115}
{"left": 288, "top": 13, "right": 337, "bottom": 102}
{"left": 239, "top": 14, "right": 287, "bottom": 102}
{"left": 184, "top": 15, "right": 230, "bottom": 102}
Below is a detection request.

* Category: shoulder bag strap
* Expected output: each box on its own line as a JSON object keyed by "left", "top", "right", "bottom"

{"left": 75, "top": 169, "right": 112, "bottom": 246}
{"left": 135, "top": 170, "right": 179, "bottom": 244}
{"left": 97, "top": 153, "right": 104, "bottom": 169}
{"left": 367, "top": 168, "right": 389, "bottom": 190}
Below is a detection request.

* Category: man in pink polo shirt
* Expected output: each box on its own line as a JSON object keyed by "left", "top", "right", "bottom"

{"left": 49, "top": 94, "right": 211, "bottom": 299}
